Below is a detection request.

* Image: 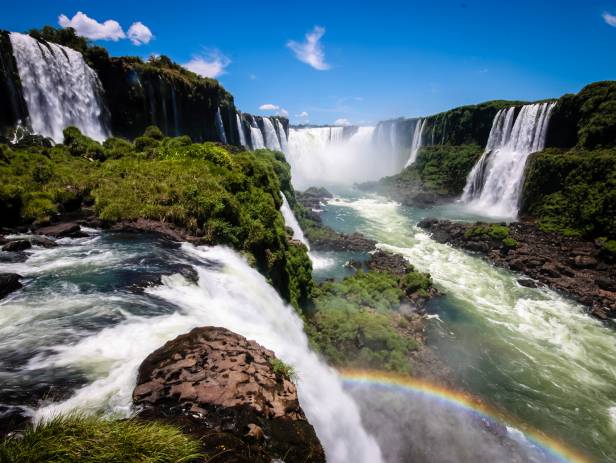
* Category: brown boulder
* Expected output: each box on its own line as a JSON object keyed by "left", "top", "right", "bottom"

{"left": 34, "top": 222, "right": 87, "bottom": 238}
{"left": 133, "top": 326, "right": 325, "bottom": 463}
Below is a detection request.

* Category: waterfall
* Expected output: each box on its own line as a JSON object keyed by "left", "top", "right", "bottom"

{"left": 215, "top": 107, "right": 227, "bottom": 144}
{"left": 250, "top": 121, "right": 265, "bottom": 149}
{"left": 236, "top": 113, "right": 247, "bottom": 147}
{"left": 404, "top": 118, "right": 426, "bottom": 167}
{"left": 275, "top": 119, "right": 288, "bottom": 153}
{"left": 461, "top": 102, "right": 556, "bottom": 217}
{"left": 280, "top": 191, "right": 309, "bottom": 248}
{"left": 9, "top": 32, "right": 109, "bottom": 143}
{"left": 5, "top": 235, "right": 382, "bottom": 462}
{"left": 262, "top": 117, "right": 282, "bottom": 151}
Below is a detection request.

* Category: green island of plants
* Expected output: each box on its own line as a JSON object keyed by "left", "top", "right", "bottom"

{"left": 0, "top": 126, "right": 312, "bottom": 308}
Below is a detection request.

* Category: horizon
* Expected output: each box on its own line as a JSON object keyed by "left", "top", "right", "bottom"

{"left": 2, "top": 1, "right": 616, "bottom": 125}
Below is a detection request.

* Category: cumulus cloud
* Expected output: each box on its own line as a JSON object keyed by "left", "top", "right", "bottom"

{"left": 58, "top": 11, "right": 125, "bottom": 41}
{"left": 287, "top": 26, "right": 330, "bottom": 70}
{"left": 603, "top": 11, "right": 616, "bottom": 27}
{"left": 127, "top": 22, "right": 153, "bottom": 45}
{"left": 259, "top": 104, "right": 280, "bottom": 111}
{"left": 278, "top": 108, "right": 289, "bottom": 117}
{"left": 184, "top": 50, "right": 231, "bottom": 78}
{"left": 334, "top": 118, "right": 350, "bottom": 126}
{"left": 297, "top": 111, "right": 309, "bottom": 118}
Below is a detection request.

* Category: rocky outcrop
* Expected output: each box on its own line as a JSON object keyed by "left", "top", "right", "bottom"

{"left": 418, "top": 219, "right": 616, "bottom": 321}
{"left": 296, "top": 187, "right": 333, "bottom": 210}
{"left": 0, "top": 31, "right": 28, "bottom": 139}
{"left": 34, "top": 222, "right": 88, "bottom": 238}
{"left": 0, "top": 273, "right": 22, "bottom": 299}
{"left": 134, "top": 326, "right": 325, "bottom": 463}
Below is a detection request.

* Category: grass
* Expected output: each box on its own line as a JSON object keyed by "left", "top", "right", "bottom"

{"left": 269, "top": 358, "right": 296, "bottom": 381}
{"left": 0, "top": 414, "right": 203, "bottom": 463}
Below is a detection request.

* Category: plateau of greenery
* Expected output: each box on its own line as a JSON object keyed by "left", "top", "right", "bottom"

{"left": 0, "top": 127, "right": 312, "bottom": 307}
{"left": 0, "top": 414, "right": 202, "bottom": 463}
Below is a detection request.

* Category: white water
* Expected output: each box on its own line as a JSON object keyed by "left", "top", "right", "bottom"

{"left": 287, "top": 126, "right": 406, "bottom": 189}
{"left": 9, "top": 32, "right": 109, "bottom": 143}
{"left": 250, "top": 122, "right": 265, "bottom": 149}
{"left": 405, "top": 119, "right": 426, "bottom": 167}
{"left": 275, "top": 118, "right": 289, "bottom": 153}
{"left": 236, "top": 113, "right": 247, "bottom": 147}
{"left": 280, "top": 192, "right": 309, "bottom": 248}
{"left": 262, "top": 117, "right": 282, "bottom": 151}
{"left": 215, "top": 107, "right": 228, "bottom": 144}
{"left": 4, "top": 238, "right": 382, "bottom": 462}
{"left": 461, "top": 102, "right": 556, "bottom": 217}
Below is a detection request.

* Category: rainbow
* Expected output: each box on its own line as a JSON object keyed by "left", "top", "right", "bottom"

{"left": 340, "top": 369, "right": 592, "bottom": 463}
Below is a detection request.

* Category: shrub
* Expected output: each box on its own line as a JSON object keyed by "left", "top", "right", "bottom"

{"left": 502, "top": 237, "right": 518, "bottom": 248}
{"left": 270, "top": 358, "right": 296, "bottom": 380}
{"left": 0, "top": 414, "right": 202, "bottom": 463}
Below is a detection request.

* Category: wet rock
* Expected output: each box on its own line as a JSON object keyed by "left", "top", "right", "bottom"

{"left": 367, "top": 250, "right": 414, "bottom": 276}
{"left": 517, "top": 279, "right": 538, "bottom": 288}
{"left": 295, "top": 187, "right": 332, "bottom": 210}
{"left": 34, "top": 222, "right": 88, "bottom": 238}
{"left": 573, "top": 255, "right": 598, "bottom": 269}
{"left": 0, "top": 406, "right": 31, "bottom": 439}
{"left": 311, "top": 231, "right": 376, "bottom": 252}
{"left": 134, "top": 326, "right": 325, "bottom": 463}
{"left": 0, "top": 273, "right": 22, "bottom": 299}
{"left": 2, "top": 240, "right": 31, "bottom": 252}
{"left": 28, "top": 235, "right": 57, "bottom": 248}
{"left": 596, "top": 277, "right": 616, "bottom": 292}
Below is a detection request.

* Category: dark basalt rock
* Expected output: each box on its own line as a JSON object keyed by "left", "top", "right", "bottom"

{"left": 0, "top": 273, "right": 22, "bottom": 299}
{"left": 1, "top": 240, "right": 31, "bottom": 252}
{"left": 34, "top": 222, "right": 88, "bottom": 238}
{"left": 295, "top": 187, "right": 333, "bottom": 210}
{"left": 419, "top": 219, "right": 616, "bottom": 321}
{"left": 134, "top": 326, "right": 325, "bottom": 463}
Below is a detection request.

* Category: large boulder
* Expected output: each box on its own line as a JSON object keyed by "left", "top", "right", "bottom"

{"left": 0, "top": 273, "right": 22, "bottom": 299}
{"left": 34, "top": 222, "right": 88, "bottom": 238}
{"left": 133, "top": 326, "right": 325, "bottom": 463}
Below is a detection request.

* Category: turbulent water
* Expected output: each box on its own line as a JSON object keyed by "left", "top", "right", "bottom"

{"left": 0, "top": 231, "right": 382, "bottom": 463}
{"left": 316, "top": 192, "right": 616, "bottom": 463}
{"left": 461, "top": 102, "right": 556, "bottom": 217}
{"left": 9, "top": 32, "right": 109, "bottom": 143}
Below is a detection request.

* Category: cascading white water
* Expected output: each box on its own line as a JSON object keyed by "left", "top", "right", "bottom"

{"left": 404, "top": 118, "right": 426, "bottom": 167}
{"left": 461, "top": 102, "right": 556, "bottom": 217}
{"left": 215, "top": 107, "right": 228, "bottom": 144}
{"left": 236, "top": 113, "right": 247, "bottom": 147}
{"left": 275, "top": 119, "right": 288, "bottom": 153}
{"left": 6, "top": 236, "right": 382, "bottom": 462}
{"left": 280, "top": 192, "right": 309, "bottom": 248}
{"left": 287, "top": 126, "right": 407, "bottom": 189}
{"left": 250, "top": 122, "right": 265, "bottom": 149}
{"left": 262, "top": 117, "right": 282, "bottom": 151}
{"left": 9, "top": 32, "right": 109, "bottom": 143}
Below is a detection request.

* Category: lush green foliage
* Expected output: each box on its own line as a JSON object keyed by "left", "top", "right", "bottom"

{"left": 0, "top": 127, "right": 312, "bottom": 307}
{"left": 547, "top": 81, "right": 616, "bottom": 149}
{"left": 269, "top": 358, "right": 296, "bottom": 381}
{"left": 521, "top": 148, "right": 616, "bottom": 239}
{"left": 306, "top": 269, "right": 429, "bottom": 373}
{"left": 0, "top": 414, "right": 202, "bottom": 463}
{"left": 381, "top": 144, "right": 483, "bottom": 196}
{"left": 465, "top": 224, "right": 510, "bottom": 240}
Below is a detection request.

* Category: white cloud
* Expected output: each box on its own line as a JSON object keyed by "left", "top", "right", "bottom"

{"left": 259, "top": 104, "right": 280, "bottom": 111}
{"left": 334, "top": 118, "right": 350, "bottom": 126}
{"left": 603, "top": 11, "right": 616, "bottom": 27}
{"left": 58, "top": 11, "right": 125, "bottom": 41}
{"left": 287, "top": 26, "right": 330, "bottom": 70}
{"left": 296, "top": 111, "right": 309, "bottom": 118}
{"left": 278, "top": 108, "right": 289, "bottom": 118}
{"left": 127, "top": 22, "right": 153, "bottom": 45}
{"left": 184, "top": 50, "right": 230, "bottom": 78}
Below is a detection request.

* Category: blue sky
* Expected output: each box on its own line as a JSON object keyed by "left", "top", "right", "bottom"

{"left": 3, "top": 0, "right": 616, "bottom": 124}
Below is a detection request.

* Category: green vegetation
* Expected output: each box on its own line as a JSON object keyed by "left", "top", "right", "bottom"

{"left": 380, "top": 144, "right": 484, "bottom": 196}
{"left": 547, "top": 81, "right": 616, "bottom": 149}
{"left": 306, "top": 269, "right": 430, "bottom": 373}
{"left": 0, "top": 414, "right": 202, "bottom": 463}
{"left": 502, "top": 237, "right": 518, "bottom": 249}
{"left": 521, "top": 148, "right": 616, "bottom": 239}
{"left": 465, "top": 224, "right": 510, "bottom": 240}
{"left": 0, "top": 127, "right": 312, "bottom": 307}
{"left": 270, "top": 358, "right": 296, "bottom": 381}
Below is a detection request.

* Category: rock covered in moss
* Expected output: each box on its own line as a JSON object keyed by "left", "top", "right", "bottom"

{"left": 133, "top": 326, "right": 325, "bottom": 463}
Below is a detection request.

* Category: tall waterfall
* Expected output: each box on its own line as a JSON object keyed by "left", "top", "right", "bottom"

{"left": 236, "top": 113, "right": 247, "bottom": 147}
{"left": 280, "top": 192, "right": 310, "bottom": 248}
{"left": 461, "top": 102, "right": 556, "bottom": 217}
{"left": 9, "top": 32, "right": 109, "bottom": 143}
{"left": 250, "top": 122, "right": 265, "bottom": 149}
{"left": 275, "top": 119, "right": 288, "bottom": 153}
{"left": 262, "top": 117, "right": 281, "bottom": 151}
{"left": 405, "top": 118, "right": 426, "bottom": 167}
{"left": 214, "top": 107, "right": 227, "bottom": 144}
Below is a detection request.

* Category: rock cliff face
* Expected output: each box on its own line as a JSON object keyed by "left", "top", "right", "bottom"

{"left": 134, "top": 326, "right": 325, "bottom": 463}
{"left": 0, "top": 31, "right": 28, "bottom": 137}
